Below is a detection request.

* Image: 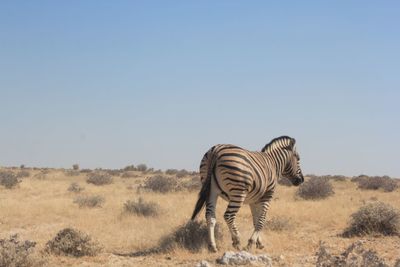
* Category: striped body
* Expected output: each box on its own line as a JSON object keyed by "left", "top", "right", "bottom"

{"left": 192, "top": 136, "right": 304, "bottom": 251}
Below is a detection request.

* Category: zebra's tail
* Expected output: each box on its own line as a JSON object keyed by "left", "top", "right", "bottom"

{"left": 191, "top": 152, "right": 216, "bottom": 220}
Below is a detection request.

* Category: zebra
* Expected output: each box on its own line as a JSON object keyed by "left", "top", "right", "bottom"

{"left": 191, "top": 136, "right": 304, "bottom": 252}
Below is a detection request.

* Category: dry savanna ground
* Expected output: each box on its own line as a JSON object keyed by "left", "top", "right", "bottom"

{"left": 0, "top": 167, "right": 399, "bottom": 266}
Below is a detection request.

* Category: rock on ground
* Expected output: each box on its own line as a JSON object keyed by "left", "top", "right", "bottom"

{"left": 216, "top": 251, "right": 272, "bottom": 266}
{"left": 316, "top": 240, "right": 388, "bottom": 267}
{"left": 195, "top": 260, "right": 212, "bottom": 267}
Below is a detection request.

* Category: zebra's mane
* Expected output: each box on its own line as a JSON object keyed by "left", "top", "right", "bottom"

{"left": 261, "top": 136, "right": 295, "bottom": 153}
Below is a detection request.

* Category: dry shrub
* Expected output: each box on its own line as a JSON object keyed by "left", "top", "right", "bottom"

{"left": 265, "top": 216, "right": 292, "bottom": 231}
{"left": 165, "top": 169, "right": 178, "bottom": 175}
{"left": 0, "top": 234, "right": 40, "bottom": 267}
{"left": 143, "top": 175, "right": 179, "bottom": 193}
{"left": 79, "top": 169, "right": 92, "bottom": 174}
{"left": 342, "top": 202, "right": 400, "bottom": 237}
{"left": 181, "top": 176, "right": 202, "bottom": 191}
{"left": 136, "top": 164, "right": 147, "bottom": 172}
{"left": 65, "top": 170, "right": 80, "bottom": 177}
{"left": 0, "top": 171, "right": 20, "bottom": 189}
{"left": 46, "top": 228, "right": 101, "bottom": 257}
{"left": 316, "top": 241, "right": 388, "bottom": 267}
{"left": 121, "top": 172, "right": 139, "bottom": 179}
{"left": 68, "top": 182, "right": 84, "bottom": 193}
{"left": 158, "top": 220, "right": 223, "bottom": 253}
{"left": 16, "top": 170, "right": 30, "bottom": 178}
{"left": 357, "top": 176, "right": 398, "bottom": 192}
{"left": 296, "top": 177, "right": 334, "bottom": 200}
{"left": 33, "top": 172, "right": 46, "bottom": 180}
{"left": 72, "top": 164, "right": 79, "bottom": 170}
{"left": 176, "top": 169, "right": 190, "bottom": 178}
{"left": 278, "top": 177, "right": 292, "bottom": 186}
{"left": 73, "top": 195, "right": 104, "bottom": 208}
{"left": 105, "top": 169, "right": 122, "bottom": 176}
{"left": 123, "top": 197, "right": 160, "bottom": 217}
{"left": 86, "top": 172, "right": 113, "bottom": 185}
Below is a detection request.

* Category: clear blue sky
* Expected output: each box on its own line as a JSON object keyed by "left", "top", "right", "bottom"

{"left": 1, "top": 1, "right": 399, "bottom": 177}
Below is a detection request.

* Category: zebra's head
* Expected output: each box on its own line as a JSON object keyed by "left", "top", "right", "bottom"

{"left": 282, "top": 146, "right": 304, "bottom": 186}
{"left": 262, "top": 136, "right": 304, "bottom": 186}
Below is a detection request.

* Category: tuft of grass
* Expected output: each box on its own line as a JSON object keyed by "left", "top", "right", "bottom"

{"left": 158, "top": 220, "right": 223, "bottom": 253}
{"left": 123, "top": 197, "right": 160, "bottom": 217}
{"left": 143, "top": 175, "right": 179, "bottom": 193}
{"left": 46, "top": 228, "right": 101, "bottom": 257}
{"left": 0, "top": 171, "right": 20, "bottom": 189}
{"left": 73, "top": 195, "right": 105, "bottom": 208}
{"left": 0, "top": 234, "right": 40, "bottom": 267}
{"left": 265, "top": 216, "right": 292, "bottom": 231}
{"left": 342, "top": 202, "right": 400, "bottom": 237}
{"left": 296, "top": 177, "right": 334, "bottom": 200}
{"left": 86, "top": 172, "right": 113, "bottom": 186}
{"left": 68, "top": 182, "right": 84, "bottom": 193}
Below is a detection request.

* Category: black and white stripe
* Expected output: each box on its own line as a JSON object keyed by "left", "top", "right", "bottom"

{"left": 192, "top": 136, "right": 304, "bottom": 251}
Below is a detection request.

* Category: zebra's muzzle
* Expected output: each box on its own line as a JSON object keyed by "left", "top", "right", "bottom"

{"left": 292, "top": 176, "right": 303, "bottom": 186}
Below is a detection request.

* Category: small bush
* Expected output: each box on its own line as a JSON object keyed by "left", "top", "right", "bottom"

{"left": 65, "top": 170, "right": 80, "bottom": 177}
{"left": 46, "top": 228, "right": 101, "bottom": 257}
{"left": 72, "top": 164, "right": 79, "bottom": 170}
{"left": 159, "top": 220, "right": 223, "bottom": 252}
{"left": 79, "top": 169, "right": 92, "bottom": 174}
{"left": 176, "top": 169, "right": 190, "bottom": 178}
{"left": 121, "top": 172, "right": 139, "bottom": 179}
{"left": 143, "top": 175, "right": 179, "bottom": 193}
{"left": 0, "top": 171, "right": 20, "bottom": 189}
{"left": 17, "top": 170, "right": 30, "bottom": 178}
{"left": 342, "top": 202, "right": 400, "bottom": 237}
{"left": 68, "top": 182, "right": 84, "bottom": 193}
{"left": 136, "top": 164, "right": 147, "bottom": 172}
{"left": 0, "top": 234, "right": 39, "bottom": 267}
{"left": 73, "top": 195, "right": 104, "bottom": 208}
{"left": 296, "top": 177, "right": 334, "bottom": 200}
{"left": 33, "top": 172, "right": 46, "bottom": 180}
{"left": 278, "top": 177, "right": 292, "bottom": 186}
{"left": 265, "top": 216, "right": 292, "bottom": 231}
{"left": 181, "top": 176, "right": 202, "bottom": 191}
{"left": 357, "top": 176, "right": 398, "bottom": 192}
{"left": 165, "top": 169, "right": 179, "bottom": 175}
{"left": 86, "top": 172, "right": 113, "bottom": 185}
{"left": 124, "top": 165, "right": 137, "bottom": 171}
{"left": 105, "top": 169, "right": 122, "bottom": 176}
{"left": 123, "top": 197, "right": 160, "bottom": 217}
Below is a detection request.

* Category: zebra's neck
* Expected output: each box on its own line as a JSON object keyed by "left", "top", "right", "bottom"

{"left": 262, "top": 149, "right": 290, "bottom": 178}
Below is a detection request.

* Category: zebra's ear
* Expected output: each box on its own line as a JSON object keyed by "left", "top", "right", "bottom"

{"left": 288, "top": 138, "right": 296, "bottom": 150}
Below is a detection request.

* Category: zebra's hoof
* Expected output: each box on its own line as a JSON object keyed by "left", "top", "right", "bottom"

{"left": 232, "top": 242, "right": 241, "bottom": 250}
{"left": 256, "top": 243, "right": 264, "bottom": 249}
{"left": 208, "top": 245, "right": 218, "bottom": 253}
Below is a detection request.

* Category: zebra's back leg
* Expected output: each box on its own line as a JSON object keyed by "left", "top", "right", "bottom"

{"left": 205, "top": 178, "right": 220, "bottom": 252}
{"left": 248, "top": 202, "right": 267, "bottom": 250}
{"left": 247, "top": 192, "right": 273, "bottom": 250}
{"left": 224, "top": 196, "right": 245, "bottom": 250}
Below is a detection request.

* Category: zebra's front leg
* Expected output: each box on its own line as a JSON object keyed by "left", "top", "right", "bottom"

{"left": 247, "top": 200, "right": 271, "bottom": 251}
{"left": 224, "top": 200, "right": 244, "bottom": 250}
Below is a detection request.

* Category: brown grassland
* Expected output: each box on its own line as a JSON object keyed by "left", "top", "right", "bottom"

{"left": 0, "top": 168, "right": 399, "bottom": 266}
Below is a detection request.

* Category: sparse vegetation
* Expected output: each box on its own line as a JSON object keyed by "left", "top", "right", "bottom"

{"left": 176, "top": 169, "right": 190, "bottom": 178}
{"left": 73, "top": 195, "right": 105, "bottom": 208}
{"left": 356, "top": 176, "right": 398, "bottom": 192}
{"left": 68, "top": 182, "right": 84, "bottom": 193}
{"left": 181, "top": 176, "right": 202, "bottom": 191}
{"left": 86, "top": 172, "right": 113, "bottom": 185}
{"left": 343, "top": 202, "right": 400, "bottom": 237}
{"left": 142, "top": 175, "right": 180, "bottom": 193}
{"left": 0, "top": 234, "right": 39, "bottom": 267}
{"left": 72, "top": 164, "right": 79, "bottom": 170}
{"left": 0, "top": 171, "right": 20, "bottom": 189}
{"left": 136, "top": 164, "right": 147, "bottom": 172}
{"left": 46, "top": 228, "right": 101, "bottom": 257}
{"left": 296, "top": 177, "right": 334, "bottom": 200}
{"left": 123, "top": 197, "right": 160, "bottom": 217}
{"left": 121, "top": 171, "right": 139, "bottom": 178}
{"left": 265, "top": 216, "right": 292, "bottom": 231}
{"left": 65, "top": 170, "right": 80, "bottom": 177}
{"left": 16, "top": 170, "right": 30, "bottom": 178}
{"left": 158, "top": 220, "right": 223, "bottom": 252}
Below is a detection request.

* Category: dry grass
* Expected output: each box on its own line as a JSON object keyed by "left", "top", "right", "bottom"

{"left": 0, "top": 169, "right": 399, "bottom": 266}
